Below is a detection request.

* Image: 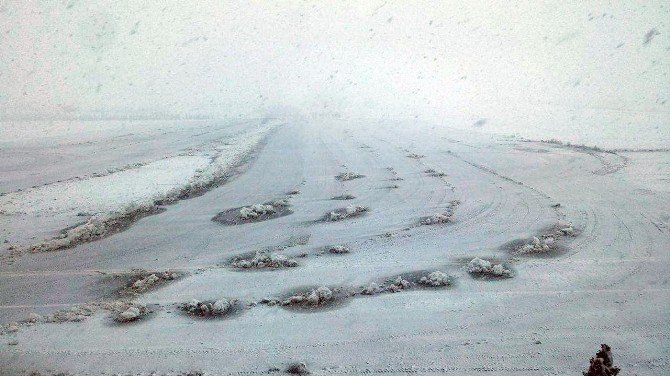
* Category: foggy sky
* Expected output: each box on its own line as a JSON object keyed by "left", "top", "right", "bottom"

{"left": 1, "top": 1, "right": 668, "bottom": 132}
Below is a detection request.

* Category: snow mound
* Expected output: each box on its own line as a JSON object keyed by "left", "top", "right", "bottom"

{"left": 181, "top": 298, "right": 233, "bottom": 317}
{"left": 419, "top": 271, "right": 452, "bottom": 287}
{"left": 335, "top": 172, "right": 365, "bottom": 181}
{"left": 24, "top": 203, "right": 161, "bottom": 254}
{"left": 328, "top": 245, "right": 350, "bottom": 254}
{"left": 420, "top": 200, "right": 460, "bottom": 225}
{"left": 326, "top": 205, "right": 368, "bottom": 221}
{"left": 466, "top": 258, "right": 513, "bottom": 278}
{"left": 282, "top": 286, "right": 335, "bottom": 307}
{"left": 232, "top": 251, "right": 298, "bottom": 269}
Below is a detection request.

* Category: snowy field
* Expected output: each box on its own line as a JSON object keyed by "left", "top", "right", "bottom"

{"left": 0, "top": 118, "right": 668, "bottom": 375}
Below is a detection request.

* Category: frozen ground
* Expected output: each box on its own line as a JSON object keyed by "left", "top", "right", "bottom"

{"left": 0, "top": 119, "right": 669, "bottom": 375}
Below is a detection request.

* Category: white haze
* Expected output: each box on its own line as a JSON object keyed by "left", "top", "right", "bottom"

{"left": 0, "top": 1, "right": 668, "bottom": 147}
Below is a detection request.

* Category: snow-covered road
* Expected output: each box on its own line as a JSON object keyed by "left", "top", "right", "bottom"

{"left": 0, "top": 119, "right": 668, "bottom": 375}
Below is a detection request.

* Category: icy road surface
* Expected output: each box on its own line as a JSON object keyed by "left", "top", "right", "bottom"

{"left": 0, "top": 119, "right": 668, "bottom": 375}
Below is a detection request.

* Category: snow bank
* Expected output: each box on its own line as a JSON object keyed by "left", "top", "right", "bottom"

{"left": 231, "top": 251, "right": 298, "bottom": 269}
{"left": 5, "top": 124, "right": 277, "bottom": 255}
{"left": 326, "top": 205, "right": 368, "bottom": 221}
{"left": 466, "top": 258, "right": 513, "bottom": 278}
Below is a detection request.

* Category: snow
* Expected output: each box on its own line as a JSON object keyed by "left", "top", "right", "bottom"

{"left": 0, "top": 119, "right": 668, "bottom": 375}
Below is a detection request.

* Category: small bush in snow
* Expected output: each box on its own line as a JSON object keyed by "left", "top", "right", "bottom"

{"left": 331, "top": 194, "right": 356, "bottom": 200}
{"left": 181, "top": 298, "right": 233, "bottom": 317}
{"left": 419, "top": 271, "right": 451, "bottom": 287}
{"left": 466, "top": 258, "right": 513, "bottom": 278}
{"left": 420, "top": 200, "right": 460, "bottom": 225}
{"left": 328, "top": 245, "right": 350, "bottom": 254}
{"left": 335, "top": 172, "right": 365, "bottom": 181}
{"left": 113, "top": 303, "right": 148, "bottom": 323}
{"left": 239, "top": 204, "right": 275, "bottom": 219}
{"left": 361, "top": 282, "right": 382, "bottom": 295}
{"left": 326, "top": 205, "right": 368, "bottom": 221}
{"left": 386, "top": 276, "right": 412, "bottom": 293}
{"left": 125, "top": 271, "right": 182, "bottom": 295}
{"left": 514, "top": 221, "right": 576, "bottom": 255}
{"left": 286, "top": 362, "right": 310, "bottom": 375}
{"left": 282, "top": 286, "right": 334, "bottom": 307}
{"left": 232, "top": 251, "right": 298, "bottom": 269}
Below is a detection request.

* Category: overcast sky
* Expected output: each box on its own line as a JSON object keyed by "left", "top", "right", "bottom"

{"left": 0, "top": 1, "right": 668, "bottom": 143}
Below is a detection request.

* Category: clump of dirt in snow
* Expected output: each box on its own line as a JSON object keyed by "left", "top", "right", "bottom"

{"left": 212, "top": 199, "right": 292, "bottom": 225}
{"left": 286, "top": 362, "right": 310, "bottom": 375}
{"left": 286, "top": 189, "right": 301, "bottom": 195}
{"left": 512, "top": 221, "right": 577, "bottom": 256}
{"left": 406, "top": 153, "right": 425, "bottom": 159}
{"left": 327, "top": 245, "right": 350, "bottom": 254}
{"left": 424, "top": 169, "right": 447, "bottom": 177}
{"left": 420, "top": 200, "right": 460, "bottom": 225}
{"left": 335, "top": 172, "right": 365, "bottom": 181}
{"left": 418, "top": 271, "right": 452, "bottom": 287}
{"left": 331, "top": 194, "right": 356, "bottom": 200}
{"left": 324, "top": 205, "right": 369, "bottom": 221}
{"left": 231, "top": 251, "right": 298, "bottom": 269}
{"left": 121, "top": 270, "right": 184, "bottom": 296}
{"left": 180, "top": 298, "right": 236, "bottom": 317}
{"left": 466, "top": 258, "right": 513, "bottom": 279}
